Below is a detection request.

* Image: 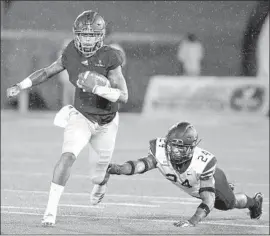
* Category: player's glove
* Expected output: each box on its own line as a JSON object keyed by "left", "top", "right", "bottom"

{"left": 173, "top": 220, "right": 195, "bottom": 228}
{"left": 107, "top": 163, "right": 122, "bottom": 175}
{"left": 7, "top": 85, "right": 21, "bottom": 98}
{"left": 77, "top": 71, "right": 110, "bottom": 92}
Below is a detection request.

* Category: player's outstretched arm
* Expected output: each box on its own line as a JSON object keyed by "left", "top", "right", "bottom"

{"left": 188, "top": 177, "right": 216, "bottom": 226}
{"left": 174, "top": 177, "right": 216, "bottom": 228}
{"left": 108, "top": 154, "right": 157, "bottom": 175}
{"left": 7, "top": 56, "right": 65, "bottom": 98}
{"left": 174, "top": 156, "right": 217, "bottom": 228}
{"left": 93, "top": 65, "right": 128, "bottom": 103}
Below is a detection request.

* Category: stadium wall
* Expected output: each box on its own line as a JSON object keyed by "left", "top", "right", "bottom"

{"left": 2, "top": 1, "right": 266, "bottom": 112}
{"left": 142, "top": 76, "right": 267, "bottom": 117}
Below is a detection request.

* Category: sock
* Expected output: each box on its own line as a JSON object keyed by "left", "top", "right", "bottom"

{"left": 245, "top": 195, "right": 256, "bottom": 209}
{"left": 44, "top": 182, "right": 64, "bottom": 217}
{"left": 234, "top": 193, "right": 256, "bottom": 209}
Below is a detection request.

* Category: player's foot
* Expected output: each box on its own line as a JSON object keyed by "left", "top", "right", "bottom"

{"left": 90, "top": 169, "right": 110, "bottom": 205}
{"left": 41, "top": 213, "right": 56, "bottom": 227}
{"left": 249, "top": 192, "right": 263, "bottom": 219}
{"left": 90, "top": 183, "right": 107, "bottom": 205}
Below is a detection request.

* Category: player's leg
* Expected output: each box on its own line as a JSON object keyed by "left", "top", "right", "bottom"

{"left": 89, "top": 113, "right": 119, "bottom": 205}
{"left": 214, "top": 167, "right": 263, "bottom": 219}
{"left": 234, "top": 192, "right": 263, "bottom": 219}
{"left": 42, "top": 112, "right": 92, "bottom": 226}
{"left": 213, "top": 167, "right": 236, "bottom": 211}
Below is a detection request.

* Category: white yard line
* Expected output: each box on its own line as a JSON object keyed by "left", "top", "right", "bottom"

{"left": 0, "top": 189, "right": 204, "bottom": 201}
{"left": 1, "top": 210, "right": 269, "bottom": 228}
{"left": 2, "top": 189, "right": 269, "bottom": 202}
{"left": 1, "top": 202, "right": 160, "bottom": 209}
{"left": 1, "top": 171, "right": 269, "bottom": 186}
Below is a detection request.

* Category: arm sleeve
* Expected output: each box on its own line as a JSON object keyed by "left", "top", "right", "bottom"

{"left": 108, "top": 139, "right": 158, "bottom": 175}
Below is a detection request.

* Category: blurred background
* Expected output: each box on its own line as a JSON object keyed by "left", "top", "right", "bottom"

{"left": 1, "top": 2, "right": 269, "bottom": 234}
{"left": 1, "top": 0, "right": 269, "bottom": 114}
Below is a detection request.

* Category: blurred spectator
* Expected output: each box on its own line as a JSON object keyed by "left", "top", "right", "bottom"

{"left": 58, "top": 39, "right": 75, "bottom": 106}
{"left": 177, "top": 33, "right": 204, "bottom": 76}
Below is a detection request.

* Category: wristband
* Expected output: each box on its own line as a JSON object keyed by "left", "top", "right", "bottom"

{"left": 17, "top": 77, "right": 32, "bottom": 89}
{"left": 126, "top": 161, "right": 136, "bottom": 175}
{"left": 198, "top": 202, "right": 211, "bottom": 216}
{"left": 92, "top": 85, "right": 120, "bottom": 102}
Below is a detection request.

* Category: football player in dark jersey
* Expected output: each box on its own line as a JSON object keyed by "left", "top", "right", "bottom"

{"left": 7, "top": 10, "right": 128, "bottom": 227}
{"left": 108, "top": 122, "right": 263, "bottom": 228}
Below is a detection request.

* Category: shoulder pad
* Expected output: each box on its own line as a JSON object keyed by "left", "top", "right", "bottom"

{"left": 61, "top": 40, "right": 76, "bottom": 66}
{"left": 62, "top": 40, "right": 75, "bottom": 54}
{"left": 108, "top": 47, "right": 124, "bottom": 65}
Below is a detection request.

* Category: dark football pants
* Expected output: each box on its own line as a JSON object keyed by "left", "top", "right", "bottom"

{"left": 214, "top": 167, "right": 236, "bottom": 210}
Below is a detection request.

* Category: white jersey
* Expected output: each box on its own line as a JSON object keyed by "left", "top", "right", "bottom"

{"left": 151, "top": 138, "right": 217, "bottom": 198}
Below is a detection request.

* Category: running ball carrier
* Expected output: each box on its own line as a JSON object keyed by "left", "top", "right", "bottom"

{"left": 63, "top": 10, "right": 125, "bottom": 124}
{"left": 7, "top": 10, "right": 128, "bottom": 227}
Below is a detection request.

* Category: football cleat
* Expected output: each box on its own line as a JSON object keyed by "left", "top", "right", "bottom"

{"left": 41, "top": 213, "right": 56, "bottom": 227}
{"left": 90, "top": 184, "right": 107, "bottom": 205}
{"left": 249, "top": 192, "right": 263, "bottom": 219}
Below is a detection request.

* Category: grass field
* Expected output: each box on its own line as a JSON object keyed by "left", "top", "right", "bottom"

{"left": 1, "top": 110, "right": 269, "bottom": 235}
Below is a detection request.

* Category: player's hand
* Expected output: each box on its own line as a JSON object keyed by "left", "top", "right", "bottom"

{"left": 77, "top": 72, "right": 96, "bottom": 92}
{"left": 7, "top": 85, "right": 21, "bottom": 98}
{"left": 107, "top": 163, "right": 122, "bottom": 175}
{"left": 77, "top": 71, "right": 110, "bottom": 93}
{"left": 173, "top": 220, "right": 195, "bottom": 228}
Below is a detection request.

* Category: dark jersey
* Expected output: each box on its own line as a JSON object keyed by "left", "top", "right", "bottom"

{"left": 61, "top": 40, "right": 123, "bottom": 125}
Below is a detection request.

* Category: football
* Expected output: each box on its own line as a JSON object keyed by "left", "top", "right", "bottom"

{"left": 80, "top": 71, "right": 111, "bottom": 87}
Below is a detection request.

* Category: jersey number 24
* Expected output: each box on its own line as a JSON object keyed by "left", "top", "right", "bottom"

{"left": 166, "top": 174, "right": 192, "bottom": 188}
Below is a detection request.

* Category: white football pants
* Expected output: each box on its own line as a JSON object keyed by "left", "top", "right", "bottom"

{"left": 61, "top": 109, "right": 119, "bottom": 185}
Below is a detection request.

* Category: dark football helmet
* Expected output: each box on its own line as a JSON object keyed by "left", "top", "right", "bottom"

{"left": 73, "top": 10, "right": 106, "bottom": 57}
{"left": 165, "top": 122, "right": 200, "bottom": 170}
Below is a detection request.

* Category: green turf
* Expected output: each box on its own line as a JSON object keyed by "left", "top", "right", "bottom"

{"left": 1, "top": 111, "right": 269, "bottom": 234}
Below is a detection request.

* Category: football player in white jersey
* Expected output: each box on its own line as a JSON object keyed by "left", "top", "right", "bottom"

{"left": 108, "top": 122, "right": 263, "bottom": 227}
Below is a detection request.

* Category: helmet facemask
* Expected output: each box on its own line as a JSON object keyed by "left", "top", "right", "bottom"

{"left": 73, "top": 10, "right": 106, "bottom": 57}
{"left": 74, "top": 31, "right": 105, "bottom": 57}
{"left": 165, "top": 123, "right": 200, "bottom": 172}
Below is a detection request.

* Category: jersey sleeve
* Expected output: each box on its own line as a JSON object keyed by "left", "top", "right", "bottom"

{"left": 107, "top": 48, "right": 124, "bottom": 71}
{"left": 61, "top": 40, "right": 73, "bottom": 68}
{"left": 200, "top": 156, "right": 217, "bottom": 181}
